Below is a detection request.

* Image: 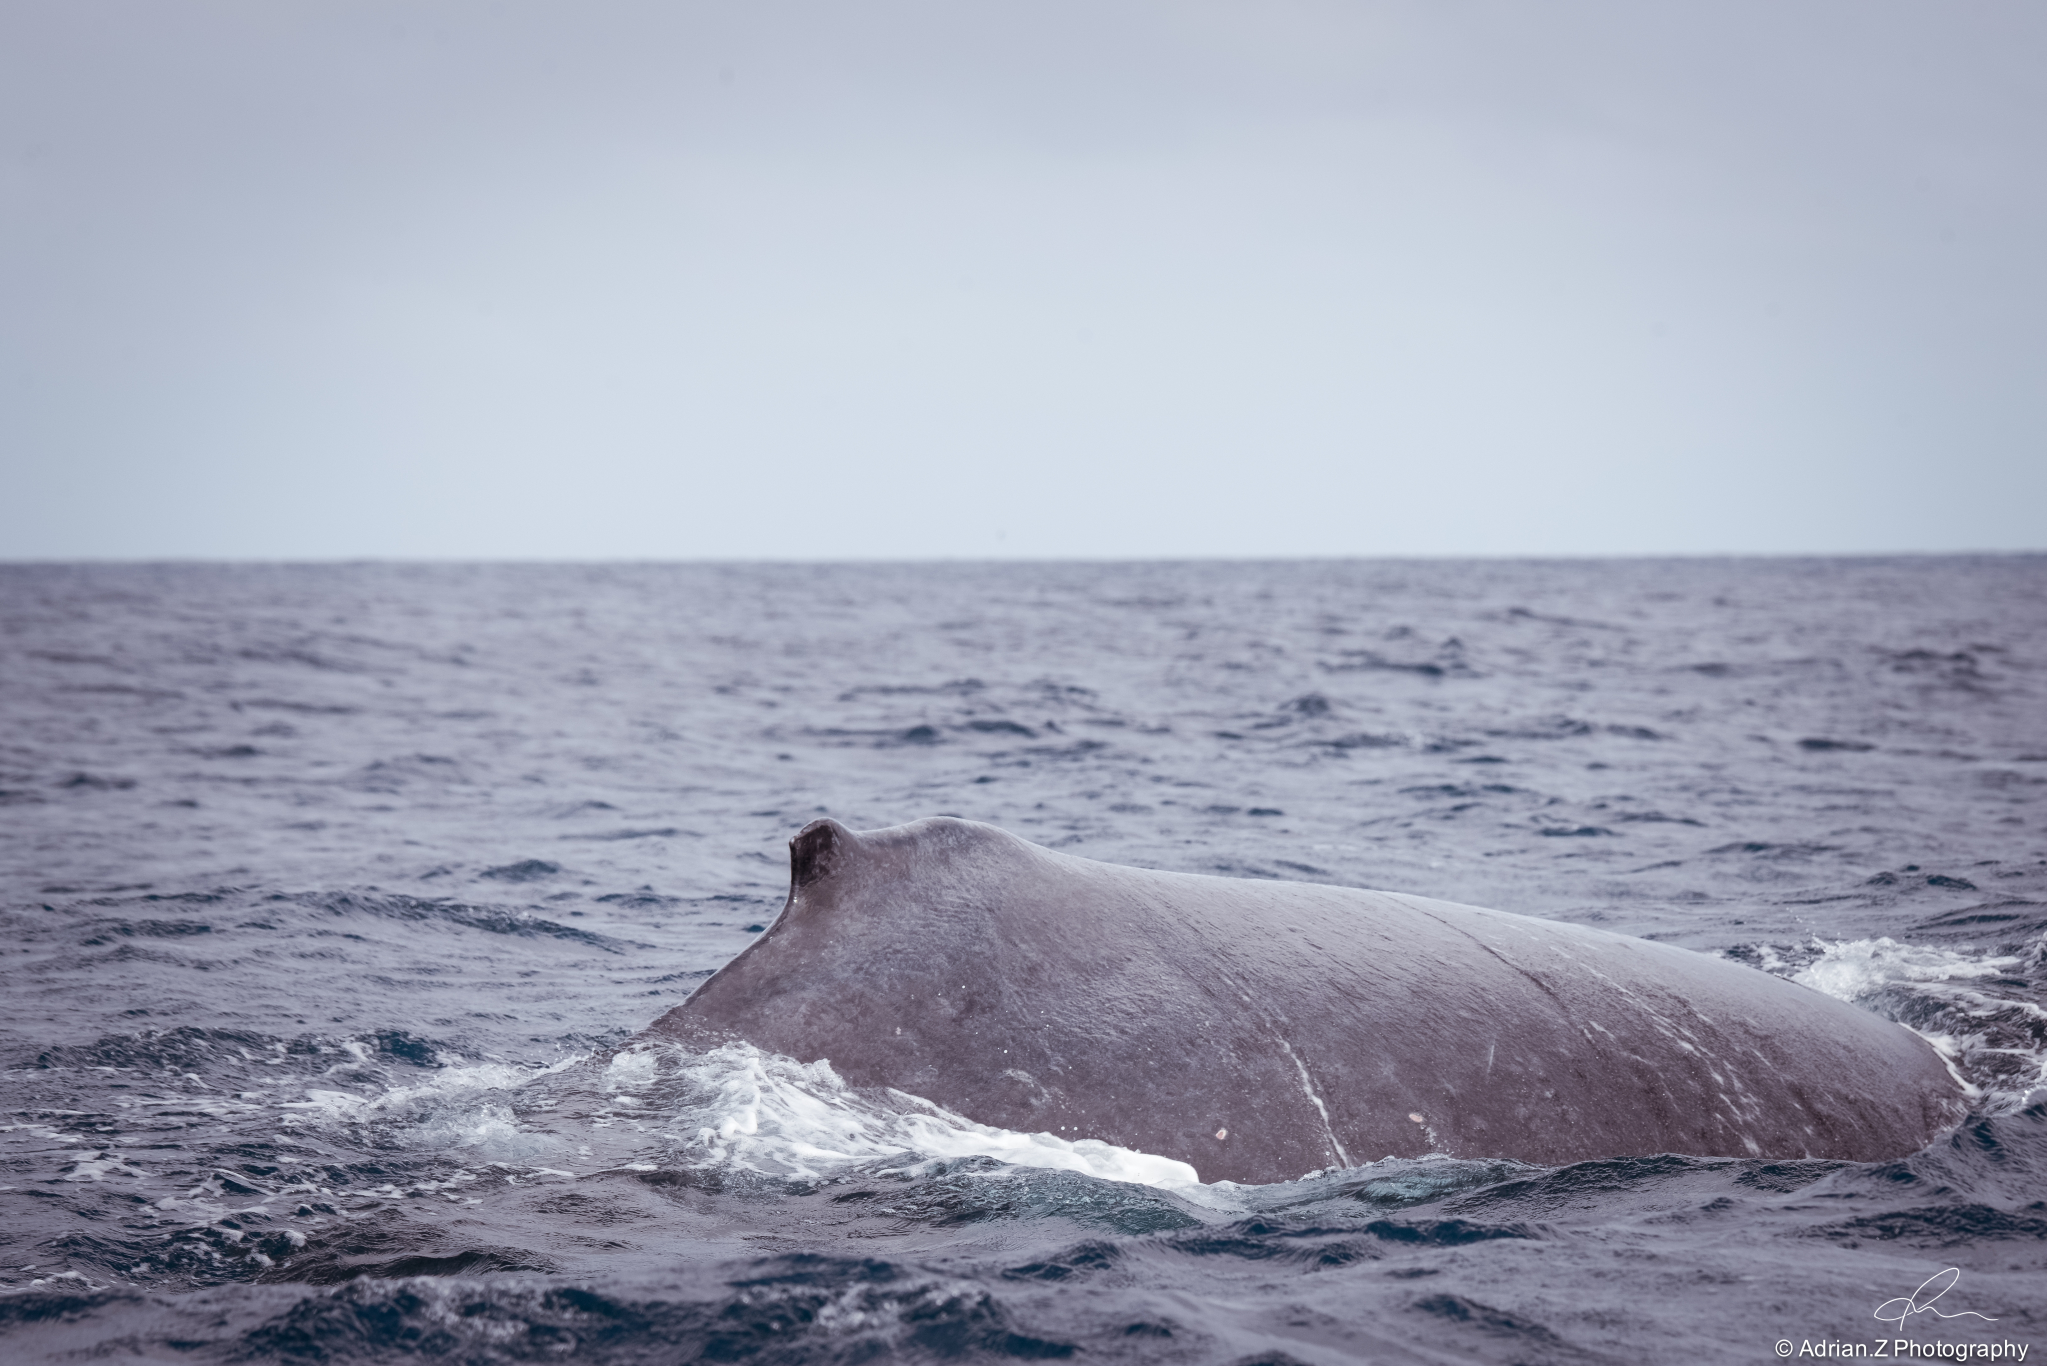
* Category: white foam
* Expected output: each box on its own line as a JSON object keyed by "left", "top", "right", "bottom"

{"left": 279, "top": 1055, "right": 584, "bottom": 1161}
{"left": 282, "top": 1055, "right": 582, "bottom": 1118}
{"left": 270, "top": 1039, "right": 1329, "bottom": 1203}
{"left": 655, "top": 1041, "right": 1207, "bottom": 1192}
{"left": 602, "top": 1048, "right": 659, "bottom": 1093}
{"left": 61, "top": 1151, "right": 147, "bottom": 1182}
{"left": 1792, "top": 936, "right": 2020, "bottom": 1003}
{"left": 405, "top": 1102, "right": 555, "bottom": 1158}
{"left": 1790, "top": 936, "right": 2047, "bottom": 1109}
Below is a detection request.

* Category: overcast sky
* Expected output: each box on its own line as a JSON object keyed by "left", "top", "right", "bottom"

{"left": 2, "top": 1, "right": 2041, "bottom": 560}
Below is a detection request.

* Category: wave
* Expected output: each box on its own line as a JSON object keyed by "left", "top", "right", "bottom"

{"left": 1755, "top": 934, "right": 2047, "bottom": 1112}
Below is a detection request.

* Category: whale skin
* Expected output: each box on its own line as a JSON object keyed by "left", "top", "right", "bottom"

{"left": 652, "top": 817, "right": 1966, "bottom": 1184}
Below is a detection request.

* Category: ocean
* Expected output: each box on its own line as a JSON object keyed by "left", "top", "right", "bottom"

{"left": 3, "top": 557, "right": 2042, "bottom": 1364}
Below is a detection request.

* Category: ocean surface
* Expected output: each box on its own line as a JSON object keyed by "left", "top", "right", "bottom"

{"left": 2, "top": 557, "right": 2043, "bottom": 1365}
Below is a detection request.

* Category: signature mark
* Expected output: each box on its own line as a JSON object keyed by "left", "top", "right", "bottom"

{"left": 1873, "top": 1267, "right": 1998, "bottom": 1333}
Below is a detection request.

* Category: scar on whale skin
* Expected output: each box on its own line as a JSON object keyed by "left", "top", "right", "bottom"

{"left": 651, "top": 816, "right": 1967, "bottom": 1184}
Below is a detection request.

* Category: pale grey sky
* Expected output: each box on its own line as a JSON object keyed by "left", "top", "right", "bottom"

{"left": 2, "top": 1, "right": 2041, "bottom": 559}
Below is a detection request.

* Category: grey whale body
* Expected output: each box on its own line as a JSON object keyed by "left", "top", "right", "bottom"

{"left": 655, "top": 817, "right": 1965, "bottom": 1184}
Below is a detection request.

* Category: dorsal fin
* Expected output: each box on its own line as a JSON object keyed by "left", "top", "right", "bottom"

{"left": 789, "top": 818, "right": 846, "bottom": 889}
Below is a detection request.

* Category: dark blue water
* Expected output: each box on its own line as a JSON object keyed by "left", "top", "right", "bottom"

{"left": 3, "top": 558, "right": 2043, "bottom": 1364}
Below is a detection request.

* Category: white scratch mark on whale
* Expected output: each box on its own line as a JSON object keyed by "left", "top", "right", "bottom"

{"left": 1275, "top": 1037, "right": 1352, "bottom": 1169}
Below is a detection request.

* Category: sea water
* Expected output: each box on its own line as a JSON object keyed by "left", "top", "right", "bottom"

{"left": 2, "top": 558, "right": 2043, "bottom": 1363}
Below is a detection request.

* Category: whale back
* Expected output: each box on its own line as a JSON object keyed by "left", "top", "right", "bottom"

{"left": 654, "top": 817, "right": 1965, "bottom": 1183}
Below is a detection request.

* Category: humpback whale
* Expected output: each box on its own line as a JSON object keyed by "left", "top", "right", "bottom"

{"left": 653, "top": 817, "right": 1965, "bottom": 1184}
